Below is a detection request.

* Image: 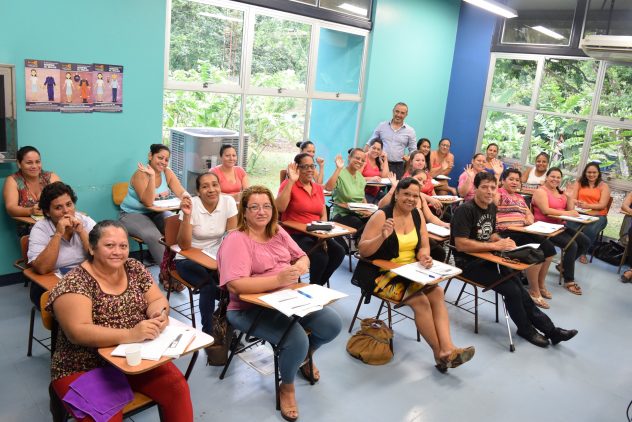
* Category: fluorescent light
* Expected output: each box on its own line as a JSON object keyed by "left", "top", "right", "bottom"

{"left": 463, "top": 0, "right": 518, "bottom": 19}
{"left": 338, "top": 3, "right": 368, "bottom": 16}
{"left": 197, "top": 11, "right": 241, "bottom": 23}
{"left": 531, "top": 25, "right": 566, "bottom": 40}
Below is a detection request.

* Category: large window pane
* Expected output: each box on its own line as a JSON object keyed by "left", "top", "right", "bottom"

{"left": 481, "top": 111, "right": 528, "bottom": 162}
{"left": 530, "top": 115, "right": 587, "bottom": 179}
{"left": 589, "top": 125, "right": 632, "bottom": 182}
{"left": 169, "top": 0, "right": 243, "bottom": 85}
{"left": 251, "top": 16, "right": 311, "bottom": 90}
{"left": 537, "top": 58, "right": 598, "bottom": 116}
{"left": 501, "top": 0, "right": 575, "bottom": 45}
{"left": 162, "top": 90, "right": 241, "bottom": 142}
{"left": 489, "top": 58, "right": 537, "bottom": 107}
{"left": 315, "top": 28, "right": 364, "bottom": 94}
{"left": 244, "top": 95, "right": 307, "bottom": 190}
{"left": 599, "top": 64, "right": 632, "bottom": 120}
{"left": 584, "top": 0, "right": 632, "bottom": 37}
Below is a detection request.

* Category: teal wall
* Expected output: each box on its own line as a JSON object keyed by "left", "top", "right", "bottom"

{"left": 359, "top": 0, "right": 461, "bottom": 145}
{"left": 0, "top": 0, "right": 167, "bottom": 275}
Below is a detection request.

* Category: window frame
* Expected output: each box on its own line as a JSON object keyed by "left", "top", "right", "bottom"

{"left": 0, "top": 63, "right": 17, "bottom": 161}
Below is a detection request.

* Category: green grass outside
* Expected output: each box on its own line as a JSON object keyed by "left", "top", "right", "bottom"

{"left": 248, "top": 150, "right": 294, "bottom": 193}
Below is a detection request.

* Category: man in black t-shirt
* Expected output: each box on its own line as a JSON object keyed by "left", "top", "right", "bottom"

{"left": 451, "top": 172, "right": 577, "bottom": 348}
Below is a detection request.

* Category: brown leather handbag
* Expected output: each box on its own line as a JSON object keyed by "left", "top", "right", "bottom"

{"left": 346, "top": 318, "right": 393, "bottom": 365}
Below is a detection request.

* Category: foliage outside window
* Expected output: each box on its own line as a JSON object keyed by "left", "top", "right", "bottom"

{"left": 530, "top": 114, "right": 587, "bottom": 178}
{"left": 490, "top": 58, "right": 537, "bottom": 107}
{"left": 481, "top": 111, "right": 527, "bottom": 161}
{"left": 589, "top": 125, "right": 632, "bottom": 182}
{"left": 537, "top": 59, "right": 597, "bottom": 116}
{"left": 599, "top": 64, "right": 632, "bottom": 120}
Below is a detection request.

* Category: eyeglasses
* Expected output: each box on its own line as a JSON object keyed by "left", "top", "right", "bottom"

{"left": 298, "top": 164, "right": 316, "bottom": 170}
{"left": 246, "top": 204, "right": 273, "bottom": 212}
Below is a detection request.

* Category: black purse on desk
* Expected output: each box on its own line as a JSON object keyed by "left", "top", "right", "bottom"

{"left": 496, "top": 247, "right": 545, "bottom": 265}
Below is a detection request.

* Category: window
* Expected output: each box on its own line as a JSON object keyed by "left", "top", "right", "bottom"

{"left": 598, "top": 63, "right": 632, "bottom": 121}
{"left": 584, "top": 0, "right": 632, "bottom": 37}
{"left": 0, "top": 64, "right": 16, "bottom": 159}
{"left": 481, "top": 111, "right": 528, "bottom": 162}
{"left": 589, "top": 125, "right": 632, "bottom": 182}
{"left": 537, "top": 58, "right": 597, "bottom": 115}
{"left": 530, "top": 114, "right": 587, "bottom": 177}
{"left": 501, "top": 0, "right": 576, "bottom": 46}
{"left": 489, "top": 58, "right": 537, "bottom": 107}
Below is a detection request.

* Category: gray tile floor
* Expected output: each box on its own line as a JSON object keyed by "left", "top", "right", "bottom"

{"left": 1, "top": 257, "right": 631, "bottom": 422}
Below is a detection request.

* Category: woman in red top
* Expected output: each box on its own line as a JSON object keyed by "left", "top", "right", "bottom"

{"left": 210, "top": 145, "right": 249, "bottom": 201}
{"left": 276, "top": 153, "right": 345, "bottom": 286}
{"left": 362, "top": 139, "right": 390, "bottom": 204}
{"left": 567, "top": 162, "right": 610, "bottom": 263}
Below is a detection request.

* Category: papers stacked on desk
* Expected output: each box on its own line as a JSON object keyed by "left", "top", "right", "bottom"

{"left": 391, "top": 260, "right": 461, "bottom": 285}
{"left": 111, "top": 324, "right": 195, "bottom": 361}
{"left": 431, "top": 179, "right": 441, "bottom": 186}
{"left": 558, "top": 214, "right": 599, "bottom": 223}
{"left": 524, "top": 221, "right": 564, "bottom": 234}
{"left": 425, "top": 223, "right": 450, "bottom": 237}
{"left": 431, "top": 195, "right": 462, "bottom": 202}
{"left": 152, "top": 198, "right": 181, "bottom": 208}
{"left": 348, "top": 203, "right": 378, "bottom": 212}
{"left": 366, "top": 178, "right": 392, "bottom": 185}
{"left": 260, "top": 285, "right": 347, "bottom": 318}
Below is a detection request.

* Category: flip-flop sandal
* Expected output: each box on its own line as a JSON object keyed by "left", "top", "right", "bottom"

{"left": 621, "top": 270, "right": 632, "bottom": 283}
{"left": 446, "top": 346, "right": 475, "bottom": 368}
{"left": 564, "top": 282, "right": 582, "bottom": 295}
{"left": 529, "top": 294, "right": 550, "bottom": 309}
{"left": 540, "top": 288, "right": 553, "bottom": 299}
{"left": 578, "top": 255, "right": 588, "bottom": 264}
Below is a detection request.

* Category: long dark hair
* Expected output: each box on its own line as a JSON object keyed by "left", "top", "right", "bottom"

{"left": 578, "top": 162, "right": 602, "bottom": 188}
{"left": 368, "top": 138, "right": 383, "bottom": 171}
{"left": 17, "top": 146, "right": 40, "bottom": 162}
{"left": 417, "top": 138, "right": 431, "bottom": 166}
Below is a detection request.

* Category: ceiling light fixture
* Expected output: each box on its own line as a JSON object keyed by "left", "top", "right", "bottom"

{"left": 463, "top": 0, "right": 518, "bottom": 19}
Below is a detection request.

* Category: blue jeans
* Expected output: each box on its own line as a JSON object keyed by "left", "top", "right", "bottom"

{"left": 174, "top": 259, "right": 218, "bottom": 335}
{"left": 290, "top": 234, "right": 345, "bottom": 286}
{"left": 228, "top": 306, "right": 342, "bottom": 383}
{"left": 567, "top": 216, "right": 608, "bottom": 249}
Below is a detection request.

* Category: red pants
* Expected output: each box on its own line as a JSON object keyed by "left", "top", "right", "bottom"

{"left": 52, "top": 362, "right": 193, "bottom": 422}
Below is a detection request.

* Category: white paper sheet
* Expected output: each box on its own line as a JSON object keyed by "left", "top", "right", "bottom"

{"left": 523, "top": 221, "right": 564, "bottom": 234}
{"left": 152, "top": 198, "right": 181, "bottom": 208}
{"left": 426, "top": 223, "right": 450, "bottom": 237}
{"left": 111, "top": 322, "right": 195, "bottom": 361}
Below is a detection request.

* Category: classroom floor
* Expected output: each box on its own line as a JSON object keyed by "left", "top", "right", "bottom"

{"left": 1, "top": 256, "right": 630, "bottom": 422}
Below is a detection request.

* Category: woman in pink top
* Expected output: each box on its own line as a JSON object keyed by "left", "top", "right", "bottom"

{"left": 362, "top": 138, "right": 390, "bottom": 203}
{"left": 532, "top": 168, "right": 590, "bottom": 296}
{"left": 567, "top": 162, "right": 610, "bottom": 263}
{"left": 210, "top": 145, "right": 249, "bottom": 201}
{"left": 458, "top": 153, "right": 496, "bottom": 201}
{"left": 217, "top": 186, "right": 341, "bottom": 422}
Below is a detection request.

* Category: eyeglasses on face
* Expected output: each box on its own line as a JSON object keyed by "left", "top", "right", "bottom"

{"left": 298, "top": 164, "right": 316, "bottom": 170}
{"left": 246, "top": 204, "right": 273, "bottom": 212}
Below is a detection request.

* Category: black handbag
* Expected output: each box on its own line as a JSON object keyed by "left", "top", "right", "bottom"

{"left": 206, "top": 290, "right": 234, "bottom": 366}
{"left": 498, "top": 247, "right": 545, "bottom": 264}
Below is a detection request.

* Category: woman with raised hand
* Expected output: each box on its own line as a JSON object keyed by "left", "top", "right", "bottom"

{"left": 532, "top": 168, "right": 590, "bottom": 296}
{"left": 218, "top": 186, "right": 342, "bottom": 421}
{"left": 119, "top": 144, "right": 189, "bottom": 270}
{"left": 277, "top": 154, "right": 345, "bottom": 287}
{"left": 567, "top": 162, "right": 610, "bottom": 264}
{"left": 483, "top": 143, "right": 507, "bottom": 175}
{"left": 458, "top": 153, "right": 500, "bottom": 201}
{"left": 297, "top": 140, "right": 325, "bottom": 184}
{"left": 357, "top": 177, "right": 474, "bottom": 372}
{"left": 210, "top": 144, "right": 250, "bottom": 201}
{"left": 362, "top": 138, "right": 390, "bottom": 204}
{"left": 3, "top": 145, "right": 61, "bottom": 236}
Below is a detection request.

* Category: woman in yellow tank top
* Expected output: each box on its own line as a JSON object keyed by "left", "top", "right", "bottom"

{"left": 568, "top": 162, "right": 610, "bottom": 264}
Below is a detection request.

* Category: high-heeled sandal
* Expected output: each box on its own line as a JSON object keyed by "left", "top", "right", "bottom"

{"left": 279, "top": 387, "right": 299, "bottom": 422}
{"left": 529, "top": 294, "right": 550, "bottom": 309}
{"left": 540, "top": 288, "right": 553, "bottom": 299}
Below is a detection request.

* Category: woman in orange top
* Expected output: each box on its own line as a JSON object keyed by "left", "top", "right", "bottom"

{"left": 567, "top": 162, "right": 610, "bottom": 264}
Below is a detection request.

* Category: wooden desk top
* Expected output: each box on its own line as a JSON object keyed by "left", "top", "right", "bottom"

{"left": 431, "top": 196, "right": 463, "bottom": 205}
{"left": 546, "top": 214, "right": 597, "bottom": 225}
{"left": 467, "top": 251, "right": 532, "bottom": 271}
{"left": 98, "top": 317, "right": 214, "bottom": 375}
{"left": 23, "top": 268, "right": 59, "bottom": 291}
{"left": 505, "top": 225, "right": 565, "bottom": 238}
{"left": 173, "top": 247, "right": 217, "bottom": 270}
{"left": 239, "top": 282, "right": 309, "bottom": 309}
{"left": 281, "top": 220, "right": 357, "bottom": 239}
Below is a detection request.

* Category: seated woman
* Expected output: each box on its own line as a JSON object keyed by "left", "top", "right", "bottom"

{"left": 325, "top": 149, "right": 372, "bottom": 235}
{"left": 403, "top": 151, "right": 443, "bottom": 210}
{"left": 521, "top": 152, "right": 550, "bottom": 187}
{"left": 296, "top": 140, "right": 325, "bottom": 184}
{"left": 483, "top": 143, "right": 506, "bottom": 175}
{"left": 417, "top": 138, "right": 431, "bottom": 167}
{"left": 276, "top": 154, "right": 345, "bottom": 287}
{"left": 47, "top": 220, "right": 193, "bottom": 422}
{"left": 119, "top": 144, "right": 189, "bottom": 270}
{"left": 210, "top": 144, "right": 250, "bottom": 201}
{"left": 621, "top": 192, "right": 632, "bottom": 283}
{"left": 532, "top": 168, "right": 590, "bottom": 296}
{"left": 362, "top": 139, "right": 390, "bottom": 204}
{"left": 495, "top": 169, "right": 557, "bottom": 308}
{"left": 175, "top": 172, "right": 237, "bottom": 335}
{"left": 3, "top": 145, "right": 60, "bottom": 236}
{"left": 458, "top": 153, "right": 499, "bottom": 201}
{"left": 429, "top": 138, "right": 457, "bottom": 196}
{"left": 356, "top": 177, "right": 474, "bottom": 372}
{"left": 567, "top": 162, "right": 610, "bottom": 264}
{"left": 218, "top": 186, "right": 342, "bottom": 422}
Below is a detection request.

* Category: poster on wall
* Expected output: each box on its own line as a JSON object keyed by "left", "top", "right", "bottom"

{"left": 25, "top": 59, "right": 60, "bottom": 111}
{"left": 60, "top": 62, "right": 94, "bottom": 113}
{"left": 93, "top": 64, "right": 123, "bottom": 112}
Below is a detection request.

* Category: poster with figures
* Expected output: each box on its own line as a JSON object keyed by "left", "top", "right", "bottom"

{"left": 93, "top": 63, "right": 123, "bottom": 112}
{"left": 24, "top": 59, "right": 60, "bottom": 111}
{"left": 60, "top": 62, "right": 94, "bottom": 113}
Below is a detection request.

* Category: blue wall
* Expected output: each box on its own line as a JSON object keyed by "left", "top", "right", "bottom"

{"left": 442, "top": 3, "right": 497, "bottom": 183}
{"left": 359, "top": 0, "right": 461, "bottom": 146}
{"left": 0, "top": 0, "right": 166, "bottom": 275}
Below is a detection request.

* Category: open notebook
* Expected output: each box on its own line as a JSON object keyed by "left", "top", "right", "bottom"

{"left": 111, "top": 319, "right": 195, "bottom": 361}
{"left": 259, "top": 285, "right": 347, "bottom": 318}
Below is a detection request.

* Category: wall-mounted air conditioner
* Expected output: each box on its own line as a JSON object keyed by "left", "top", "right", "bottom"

{"left": 580, "top": 35, "right": 632, "bottom": 62}
{"left": 169, "top": 127, "right": 249, "bottom": 193}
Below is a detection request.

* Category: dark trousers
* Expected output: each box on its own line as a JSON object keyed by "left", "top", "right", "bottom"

{"left": 500, "top": 231, "right": 557, "bottom": 258}
{"left": 388, "top": 161, "right": 405, "bottom": 180}
{"left": 549, "top": 227, "right": 590, "bottom": 282}
{"left": 429, "top": 239, "right": 447, "bottom": 262}
{"left": 458, "top": 259, "right": 556, "bottom": 336}
{"left": 291, "top": 234, "right": 346, "bottom": 286}
{"left": 112, "top": 87, "right": 118, "bottom": 102}
{"left": 174, "top": 259, "right": 218, "bottom": 335}
{"left": 331, "top": 213, "right": 369, "bottom": 252}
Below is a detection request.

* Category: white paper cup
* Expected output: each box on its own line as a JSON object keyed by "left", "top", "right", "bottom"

{"left": 125, "top": 344, "right": 142, "bottom": 366}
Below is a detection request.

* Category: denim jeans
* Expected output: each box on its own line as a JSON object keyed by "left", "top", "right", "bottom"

{"left": 174, "top": 259, "right": 218, "bottom": 335}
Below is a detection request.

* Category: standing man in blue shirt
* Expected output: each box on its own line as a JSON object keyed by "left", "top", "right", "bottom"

{"left": 367, "top": 102, "right": 417, "bottom": 179}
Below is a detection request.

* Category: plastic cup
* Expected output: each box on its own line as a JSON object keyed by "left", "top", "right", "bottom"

{"left": 125, "top": 344, "right": 142, "bottom": 366}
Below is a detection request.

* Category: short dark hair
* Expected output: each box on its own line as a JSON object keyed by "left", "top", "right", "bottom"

{"left": 294, "top": 153, "right": 312, "bottom": 165}
{"left": 473, "top": 171, "right": 497, "bottom": 188}
{"left": 296, "top": 140, "right": 314, "bottom": 150}
{"left": 393, "top": 102, "right": 408, "bottom": 110}
{"left": 535, "top": 152, "right": 550, "bottom": 162}
{"left": 39, "top": 182, "right": 78, "bottom": 217}
{"left": 219, "top": 144, "right": 236, "bottom": 157}
{"left": 486, "top": 142, "right": 499, "bottom": 151}
{"left": 88, "top": 220, "right": 128, "bottom": 261}
{"left": 390, "top": 177, "right": 420, "bottom": 207}
{"left": 17, "top": 146, "right": 40, "bottom": 162}
{"left": 501, "top": 168, "right": 522, "bottom": 181}
{"left": 196, "top": 172, "right": 219, "bottom": 191}
{"left": 347, "top": 148, "right": 364, "bottom": 157}
{"left": 472, "top": 152, "right": 485, "bottom": 161}
{"left": 439, "top": 137, "right": 451, "bottom": 146}
{"left": 150, "top": 143, "right": 170, "bottom": 155}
